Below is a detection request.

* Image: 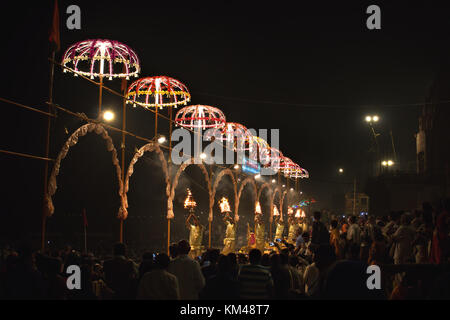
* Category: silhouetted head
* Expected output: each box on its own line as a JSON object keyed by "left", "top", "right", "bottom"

{"left": 155, "top": 253, "right": 170, "bottom": 269}
{"left": 113, "top": 242, "right": 126, "bottom": 256}
{"left": 249, "top": 249, "right": 262, "bottom": 265}
{"left": 177, "top": 240, "right": 191, "bottom": 255}
{"left": 314, "top": 211, "right": 321, "bottom": 221}
{"left": 169, "top": 243, "right": 179, "bottom": 259}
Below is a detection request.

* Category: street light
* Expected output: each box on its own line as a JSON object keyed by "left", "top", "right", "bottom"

{"left": 339, "top": 168, "right": 344, "bottom": 174}
{"left": 102, "top": 110, "right": 115, "bottom": 122}
{"left": 382, "top": 160, "right": 395, "bottom": 167}
{"left": 365, "top": 115, "right": 379, "bottom": 123}
{"left": 234, "top": 164, "right": 240, "bottom": 170}
{"left": 200, "top": 153, "right": 207, "bottom": 160}
{"left": 157, "top": 136, "right": 167, "bottom": 144}
{"left": 272, "top": 179, "right": 276, "bottom": 183}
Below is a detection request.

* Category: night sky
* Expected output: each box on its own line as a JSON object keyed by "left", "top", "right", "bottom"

{"left": 1, "top": 1, "right": 449, "bottom": 250}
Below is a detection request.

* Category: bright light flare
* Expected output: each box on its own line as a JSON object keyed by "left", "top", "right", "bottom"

{"left": 103, "top": 110, "right": 115, "bottom": 122}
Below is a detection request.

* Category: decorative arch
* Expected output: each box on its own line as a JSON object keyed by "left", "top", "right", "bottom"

{"left": 45, "top": 123, "right": 123, "bottom": 217}
{"left": 270, "top": 187, "right": 282, "bottom": 222}
{"left": 236, "top": 177, "right": 258, "bottom": 217}
{"left": 169, "top": 157, "right": 212, "bottom": 220}
{"left": 211, "top": 168, "right": 238, "bottom": 221}
{"left": 257, "top": 182, "right": 272, "bottom": 204}
{"left": 121, "top": 142, "right": 170, "bottom": 219}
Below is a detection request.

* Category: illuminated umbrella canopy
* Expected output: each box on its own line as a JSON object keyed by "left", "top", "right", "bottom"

{"left": 126, "top": 76, "right": 190, "bottom": 109}
{"left": 205, "top": 122, "right": 253, "bottom": 150}
{"left": 62, "top": 39, "right": 140, "bottom": 80}
{"left": 276, "top": 156, "right": 296, "bottom": 176}
{"left": 251, "top": 136, "right": 270, "bottom": 165}
{"left": 175, "top": 105, "right": 226, "bottom": 130}
{"left": 267, "top": 147, "right": 283, "bottom": 171}
{"left": 290, "top": 166, "right": 309, "bottom": 179}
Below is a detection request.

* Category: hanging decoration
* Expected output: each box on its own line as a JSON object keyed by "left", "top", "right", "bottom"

{"left": 62, "top": 39, "right": 140, "bottom": 79}
{"left": 126, "top": 76, "right": 190, "bottom": 109}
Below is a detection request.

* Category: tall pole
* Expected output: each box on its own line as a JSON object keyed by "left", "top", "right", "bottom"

{"left": 84, "top": 222, "right": 87, "bottom": 253}
{"left": 42, "top": 50, "right": 56, "bottom": 251}
{"left": 390, "top": 129, "right": 397, "bottom": 163}
{"left": 98, "top": 76, "right": 103, "bottom": 116}
{"left": 119, "top": 79, "right": 127, "bottom": 243}
{"left": 155, "top": 107, "right": 158, "bottom": 138}
{"left": 167, "top": 219, "right": 171, "bottom": 255}
{"left": 352, "top": 178, "right": 356, "bottom": 216}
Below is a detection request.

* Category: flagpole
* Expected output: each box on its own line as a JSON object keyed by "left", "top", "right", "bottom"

{"left": 42, "top": 0, "right": 60, "bottom": 252}
{"left": 84, "top": 221, "right": 87, "bottom": 253}
{"left": 42, "top": 49, "right": 55, "bottom": 252}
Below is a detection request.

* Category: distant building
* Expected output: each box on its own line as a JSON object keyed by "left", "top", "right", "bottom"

{"left": 345, "top": 192, "right": 369, "bottom": 216}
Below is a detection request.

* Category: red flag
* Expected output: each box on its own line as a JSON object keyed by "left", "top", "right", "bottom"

{"left": 48, "top": 0, "right": 60, "bottom": 52}
{"left": 82, "top": 209, "right": 88, "bottom": 227}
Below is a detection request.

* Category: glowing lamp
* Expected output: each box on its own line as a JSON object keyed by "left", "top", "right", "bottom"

{"left": 219, "top": 197, "right": 231, "bottom": 213}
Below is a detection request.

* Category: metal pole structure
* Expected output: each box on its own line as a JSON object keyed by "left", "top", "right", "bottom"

{"left": 119, "top": 79, "right": 127, "bottom": 243}
{"left": 352, "top": 178, "right": 356, "bottom": 216}
{"left": 169, "top": 106, "right": 173, "bottom": 155}
{"left": 98, "top": 76, "right": 103, "bottom": 116}
{"left": 42, "top": 50, "right": 56, "bottom": 251}
{"left": 209, "top": 221, "right": 212, "bottom": 248}
{"left": 155, "top": 107, "right": 158, "bottom": 138}
{"left": 390, "top": 129, "right": 397, "bottom": 163}
{"left": 167, "top": 219, "right": 170, "bottom": 255}
{"left": 84, "top": 222, "right": 87, "bottom": 253}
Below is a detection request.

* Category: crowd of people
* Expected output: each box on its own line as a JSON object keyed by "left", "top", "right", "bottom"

{"left": 0, "top": 199, "right": 449, "bottom": 300}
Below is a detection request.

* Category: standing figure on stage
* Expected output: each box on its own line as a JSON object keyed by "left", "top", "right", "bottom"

{"left": 247, "top": 223, "right": 256, "bottom": 251}
{"left": 186, "top": 213, "right": 204, "bottom": 259}
{"left": 288, "top": 215, "right": 301, "bottom": 244}
{"left": 274, "top": 214, "right": 285, "bottom": 242}
{"left": 222, "top": 212, "right": 236, "bottom": 255}
{"left": 255, "top": 214, "right": 265, "bottom": 253}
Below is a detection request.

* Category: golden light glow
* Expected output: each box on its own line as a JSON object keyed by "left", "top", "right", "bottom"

{"left": 273, "top": 205, "right": 280, "bottom": 216}
{"left": 103, "top": 110, "right": 115, "bottom": 122}
{"left": 288, "top": 208, "right": 293, "bottom": 215}
{"left": 295, "top": 209, "right": 301, "bottom": 218}
{"left": 184, "top": 189, "right": 197, "bottom": 210}
{"left": 255, "top": 202, "right": 262, "bottom": 215}
{"left": 219, "top": 197, "right": 231, "bottom": 213}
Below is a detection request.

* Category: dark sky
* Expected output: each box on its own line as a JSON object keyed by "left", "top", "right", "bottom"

{"left": 1, "top": 1, "right": 449, "bottom": 248}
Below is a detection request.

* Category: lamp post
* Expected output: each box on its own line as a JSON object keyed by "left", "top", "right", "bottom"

{"left": 365, "top": 115, "right": 381, "bottom": 176}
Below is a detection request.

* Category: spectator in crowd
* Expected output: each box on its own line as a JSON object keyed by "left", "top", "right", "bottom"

{"left": 311, "top": 211, "right": 330, "bottom": 249}
{"left": 269, "top": 254, "right": 292, "bottom": 299}
{"left": 347, "top": 216, "right": 361, "bottom": 246}
{"left": 227, "top": 253, "right": 239, "bottom": 280}
{"left": 168, "top": 240, "right": 205, "bottom": 300}
{"left": 0, "top": 242, "right": 45, "bottom": 299}
{"left": 430, "top": 199, "right": 450, "bottom": 264}
{"left": 238, "top": 249, "right": 273, "bottom": 299}
{"left": 329, "top": 220, "right": 342, "bottom": 259}
{"left": 138, "top": 252, "right": 155, "bottom": 280}
{"left": 303, "top": 244, "right": 335, "bottom": 298}
{"left": 368, "top": 228, "right": 388, "bottom": 265}
{"left": 391, "top": 214, "right": 415, "bottom": 264}
{"left": 200, "top": 255, "right": 239, "bottom": 300}
{"left": 103, "top": 242, "right": 137, "bottom": 300}
{"left": 137, "top": 253, "right": 179, "bottom": 300}
{"left": 169, "top": 243, "right": 179, "bottom": 260}
{"left": 201, "top": 249, "right": 220, "bottom": 281}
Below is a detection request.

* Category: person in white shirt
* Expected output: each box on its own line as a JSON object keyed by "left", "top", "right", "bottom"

{"left": 168, "top": 240, "right": 205, "bottom": 300}
{"left": 137, "top": 253, "right": 180, "bottom": 300}
{"left": 392, "top": 214, "right": 416, "bottom": 264}
{"left": 346, "top": 216, "right": 361, "bottom": 245}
